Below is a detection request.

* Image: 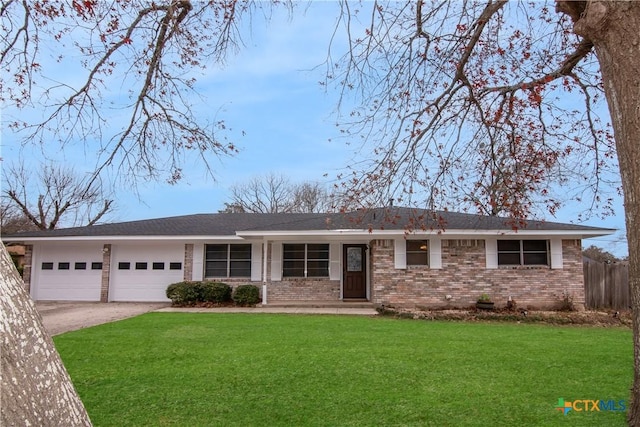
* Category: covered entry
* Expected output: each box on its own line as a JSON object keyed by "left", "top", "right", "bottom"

{"left": 343, "top": 244, "right": 367, "bottom": 299}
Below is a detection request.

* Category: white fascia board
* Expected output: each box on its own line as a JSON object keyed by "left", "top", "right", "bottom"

{"left": 236, "top": 228, "right": 615, "bottom": 239}
{"left": 10, "top": 226, "right": 614, "bottom": 244}
{"left": 9, "top": 235, "right": 246, "bottom": 243}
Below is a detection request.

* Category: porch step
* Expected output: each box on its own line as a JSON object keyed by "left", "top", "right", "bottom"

{"left": 265, "top": 300, "right": 375, "bottom": 309}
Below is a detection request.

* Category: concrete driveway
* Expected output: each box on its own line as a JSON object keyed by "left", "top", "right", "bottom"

{"left": 36, "top": 302, "right": 169, "bottom": 336}
{"left": 35, "top": 301, "right": 379, "bottom": 336}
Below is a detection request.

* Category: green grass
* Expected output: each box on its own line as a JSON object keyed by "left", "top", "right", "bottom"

{"left": 54, "top": 314, "right": 632, "bottom": 426}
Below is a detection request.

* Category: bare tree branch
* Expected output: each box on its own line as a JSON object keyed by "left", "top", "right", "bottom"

{"left": 2, "top": 162, "right": 115, "bottom": 230}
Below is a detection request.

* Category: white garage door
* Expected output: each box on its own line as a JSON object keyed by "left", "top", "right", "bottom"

{"left": 109, "top": 243, "right": 185, "bottom": 302}
{"left": 31, "top": 243, "right": 103, "bottom": 301}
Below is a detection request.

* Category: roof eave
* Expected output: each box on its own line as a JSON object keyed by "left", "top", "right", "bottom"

{"left": 235, "top": 228, "right": 616, "bottom": 239}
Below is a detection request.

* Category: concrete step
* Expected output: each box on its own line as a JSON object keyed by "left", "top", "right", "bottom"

{"left": 265, "top": 300, "right": 375, "bottom": 309}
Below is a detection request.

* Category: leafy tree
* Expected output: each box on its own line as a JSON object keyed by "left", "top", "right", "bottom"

{"left": 583, "top": 245, "right": 620, "bottom": 263}
{"left": 2, "top": 162, "right": 114, "bottom": 230}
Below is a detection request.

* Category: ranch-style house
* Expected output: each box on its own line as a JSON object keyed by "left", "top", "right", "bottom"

{"left": 3, "top": 207, "right": 614, "bottom": 309}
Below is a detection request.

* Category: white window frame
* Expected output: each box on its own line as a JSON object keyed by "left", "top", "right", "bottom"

{"left": 204, "top": 243, "right": 252, "bottom": 278}
{"left": 282, "top": 243, "right": 330, "bottom": 278}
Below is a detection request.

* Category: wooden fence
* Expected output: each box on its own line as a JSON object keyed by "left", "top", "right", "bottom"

{"left": 583, "top": 258, "right": 630, "bottom": 310}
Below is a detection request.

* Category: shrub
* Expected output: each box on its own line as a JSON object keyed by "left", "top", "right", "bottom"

{"left": 198, "top": 282, "right": 232, "bottom": 303}
{"left": 166, "top": 281, "right": 200, "bottom": 306}
{"left": 558, "top": 291, "right": 575, "bottom": 312}
{"left": 232, "top": 284, "right": 260, "bottom": 306}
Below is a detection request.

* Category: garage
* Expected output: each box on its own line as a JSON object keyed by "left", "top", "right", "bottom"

{"left": 31, "top": 243, "right": 103, "bottom": 301}
{"left": 108, "top": 242, "right": 185, "bottom": 302}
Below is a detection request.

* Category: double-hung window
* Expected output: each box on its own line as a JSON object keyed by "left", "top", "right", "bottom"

{"left": 205, "top": 244, "right": 251, "bottom": 278}
{"left": 406, "top": 240, "right": 429, "bottom": 266}
{"left": 283, "top": 243, "right": 329, "bottom": 278}
{"left": 497, "top": 240, "right": 549, "bottom": 266}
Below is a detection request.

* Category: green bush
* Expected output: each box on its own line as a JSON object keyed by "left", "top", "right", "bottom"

{"left": 198, "top": 282, "right": 232, "bottom": 303}
{"left": 166, "top": 281, "right": 200, "bottom": 306}
{"left": 232, "top": 284, "right": 261, "bottom": 306}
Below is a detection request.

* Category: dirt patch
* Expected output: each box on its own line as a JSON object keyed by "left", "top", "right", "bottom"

{"left": 377, "top": 306, "right": 632, "bottom": 328}
{"left": 36, "top": 302, "right": 169, "bottom": 336}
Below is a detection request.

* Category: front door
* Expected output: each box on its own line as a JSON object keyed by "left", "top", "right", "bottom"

{"left": 343, "top": 244, "right": 367, "bottom": 299}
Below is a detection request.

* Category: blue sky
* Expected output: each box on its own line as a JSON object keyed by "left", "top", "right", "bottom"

{"left": 0, "top": 2, "right": 628, "bottom": 256}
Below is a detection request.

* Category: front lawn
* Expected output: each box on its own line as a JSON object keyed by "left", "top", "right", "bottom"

{"left": 54, "top": 314, "right": 632, "bottom": 426}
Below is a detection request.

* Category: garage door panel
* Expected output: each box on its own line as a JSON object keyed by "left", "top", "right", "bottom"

{"left": 32, "top": 244, "right": 103, "bottom": 301}
{"left": 110, "top": 244, "right": 184, "bottom": 302}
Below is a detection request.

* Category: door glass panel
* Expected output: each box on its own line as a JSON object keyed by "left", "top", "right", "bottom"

{"left": 347, "top": 247, "right": 362, "bottom": 272}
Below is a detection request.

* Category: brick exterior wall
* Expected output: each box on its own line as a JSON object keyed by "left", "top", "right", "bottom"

{"left": 266, "top": 278, "right": 340, "bottom": 301}
{"left": 371, "top": 238, "right": 584, "bottom": 310}
{"left": 100, "top": 244, "right": 111, "bottom": 302}
{"left": 199, "top": 278, "right": 339, "bottom": 302}
{"left": 183, "top": 243, "right": 194, "bottom": 281}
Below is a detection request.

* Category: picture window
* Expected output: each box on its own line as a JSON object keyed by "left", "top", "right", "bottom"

{"left": 205, "top": 244, "right": 251, "bottom": 278}
{"left": 497, "top": 240, "right": 549, "bottom": 266}
{"left": 283, "top": 243, "right": 329, "bottom": 278}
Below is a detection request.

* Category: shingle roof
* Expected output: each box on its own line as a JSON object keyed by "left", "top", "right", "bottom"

{"left": 2, "top": 207, "right": 613, "bottom": 240}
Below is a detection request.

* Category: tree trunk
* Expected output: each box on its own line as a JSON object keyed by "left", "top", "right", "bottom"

{"left": 0, "top": 244, "right": 91, "bottom": 426}
{"left": 566, "top": 1, "right": 640, "bottom": 424}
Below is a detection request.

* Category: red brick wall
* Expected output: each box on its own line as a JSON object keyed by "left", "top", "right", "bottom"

{"left": 371, "top": 238, "right": 584, "bottom": 310}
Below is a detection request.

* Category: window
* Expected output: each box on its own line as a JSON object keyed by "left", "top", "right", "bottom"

{"left": 407, "top": 240, "right": 429, "bottom": 266}
{"left": 205, "top": 244, "right": 251, "bottom": 278}
{"left": 91, "top": 262, "right": 103, "bottom": 270}
{"left": 74, "top": 262, "right": 87, "bottom": 270}
{"left": 135, "top": 262, "right": 148, "bottom": 270}
{"left": 152, "top": 262, "right": 165, "bottom": 270}
{"left": 42, "top": 262, "right": 54, "bottom": 270}
{"left": 283, "top": 243, "right": 329, "bottom": 278}
{"left": 497, "top": 240, "right": 549, "bottom": 266}
{"left": 58, "top": 262, "right": 70, "bottom": 270}
{"left": 169, "top": 262, "right": 182, "bottom": 270}
{"left": 118, "top": 262, "right": 131, "bottom": 270}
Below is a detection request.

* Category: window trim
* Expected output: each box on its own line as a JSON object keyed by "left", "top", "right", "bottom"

{"left": 204, "top": 243, "right": 252, "bottom": 278}
{"left": 282, "top": 243, "right": 330, "bottom": 278}
{"left": 497, "top": 239, "right": 549, "bottom": 266}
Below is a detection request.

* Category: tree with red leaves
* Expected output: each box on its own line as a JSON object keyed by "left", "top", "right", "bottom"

{"left": 325, "top": 1, "right": 640, "bottom": 424}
